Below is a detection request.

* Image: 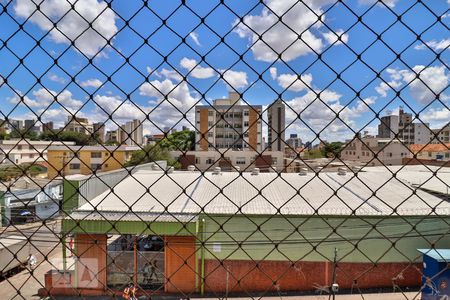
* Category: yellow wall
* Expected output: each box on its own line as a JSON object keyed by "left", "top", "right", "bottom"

{"left": 47, "top": 148, "right": 132, "bottom": 178}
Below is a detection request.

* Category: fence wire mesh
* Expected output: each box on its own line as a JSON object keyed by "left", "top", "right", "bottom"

{"left": 0, "top": 0, "right": 450, "bottom": 299}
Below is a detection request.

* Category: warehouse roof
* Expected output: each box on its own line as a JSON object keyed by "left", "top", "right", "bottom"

{"left": 70, "top": 166, "right": 450, "bottom": 220}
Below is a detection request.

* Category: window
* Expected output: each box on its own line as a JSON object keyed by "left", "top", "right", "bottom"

{"left": 195, "top": 157, "right": 201, "bottom": 164}
{"left": 17, "top": 145, "right": 22, "bottom": 150}
{"left": 236, "top": 157, "right": 246, "bottom": 165}
{"left": 208, "top": 132, "right": 214, "bottom": 137}
{"left": 91, "top": 163, "right": 102, "bottom": 171}
{"left": 91, "top": 152, "right": 102, "bottom": 158}
{"left": 244, "top": 121, "right": 249, "bottom": 127}
{"left": 244, "top": 110, "right": 249, "bottom": 116}
{"left": 69, "top": 163, "right": 80, "bottom": 170}
{"left": 208, "top": 110, "right": 214, "bottom": 116}
{"left": 206, "top": 158, "right": 214, "bottom": 164}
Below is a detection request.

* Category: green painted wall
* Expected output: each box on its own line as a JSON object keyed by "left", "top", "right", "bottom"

{"left": 199, "top": 215, "right": 450, "bottom": 263}
{"left": 63, "top": 180, "right": 79, "bottom": 213}
{"left": 62, "top": 218, "right": 196, "bottom": 236}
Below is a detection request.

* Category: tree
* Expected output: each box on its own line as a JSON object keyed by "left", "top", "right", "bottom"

{"left": 10, "top": 129, "right": 39, "bottom": 140}
{"left": 124, "top": 144, "right": 180, "bottom": 168}
{"left": 158, "top": 130, "right": 195, "bottom": 151}
{"left": 40, "top": 130, "right": 98, "bottom": 146}
{"left": 322, "top": 142, "right": 344, "bottom": 158}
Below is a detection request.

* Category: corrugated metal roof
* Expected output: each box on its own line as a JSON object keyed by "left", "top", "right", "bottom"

{"left": 417, "top": 249, "right": 450, "bottom": 262}
{"left": 69, "top": 166, "right": 450, "bottom": 220}
{"left": 69, "top": 211, "right": 198, "bottom": 223}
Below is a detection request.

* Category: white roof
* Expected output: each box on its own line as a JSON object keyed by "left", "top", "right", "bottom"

{"left": 71, "top": 166, "right": 450, "bottom": 220}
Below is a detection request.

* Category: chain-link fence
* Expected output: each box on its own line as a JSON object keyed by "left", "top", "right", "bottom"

{"left": 0, "top": 0, "right": 450, "bottom": 299}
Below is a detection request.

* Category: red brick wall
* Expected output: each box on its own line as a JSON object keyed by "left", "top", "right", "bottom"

{"left": 164, "top": 236, "right": 197, "bottom": 293}
{"left": 402, "top": 157, "right": 450, "bottom": 167}
{"left": 74, "top": 234, "right": 107, "bottom": 291}
{"left": 203, "top": 259, "right": 421, "bottom": 293}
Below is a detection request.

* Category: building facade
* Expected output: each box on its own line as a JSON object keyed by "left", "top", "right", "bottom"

{"left": 431, "top": 123, "right": 450, "bottom": 144}
{"left": 42, "top": 167, "right": 450, "bottom": 296}
{"left": 341, "top": 136, "right": 411, "bottom": 166}
{"left": 410, "top": 143, "right": 450, "bottom": 161}
{"left": 171, "top": 150, "right": 284, "bottom": 172}
{"left": 0, "top": 140, "right": 75, "bottom": 165}
{"left": 267, "top": 99, "right": 285, "bottom": 151}
{"left": 46, "top": 145, "right": 139, "bottom": 178}
{"left": 195, "top": 92, "right": 262, "bottom": 151}
{"left": 378, "top": 109, "right": 431, "bottom": 145}
{"left": 65, "top": 117, "right": 94, "bottom": 135}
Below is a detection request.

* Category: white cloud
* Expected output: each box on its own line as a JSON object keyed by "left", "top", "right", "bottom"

{"left": 421, "top": 108, "right": 450, "bottom": 128}
{"left": 374, "top": 79, "right": 401, "bottom": 97}
{"left": 269, "top": 67, "right": 277, "bottom": 80}
{"left": 219, "top": 69, "right": 248, "bottom": 89}
{"left": 414, "top": 39, "right": 450, "bottom": 52}
{"left": 146, "top": 67, "right": 152, "bottom": 74}
{"left": 276, "top": 72, "right": 313, "bottom": 92}
{"left": 14, "top": 0, "right": 118, "bottom": 57}
{"left": 138, "top": 79, "right": 199, "bottom": 130}
{"left": 234, "top": 0, "right": 339, "bottom": 62}
{"left": 180, "top": 57, "right": 216, "bottom": 79}
{"left": 48, "top": 73, "right": 67, "bottom": 84}
{"left": 93, "top": 95, "right": 148, "bottom": 120}
{"left": 155, "top": 68, "right": 183, "bottom": 82}
{"left": 8, "top": 88, "right": 83, "bottom": 110}
{"left": 80, "top": 78, "right": 103, "bottom": 88}
{"left": 189, "top": 32, "right": 201, "bottom": 46}
{"left": 377, "top": 66, "right": 449, "bottom": 104}
{"left": 358, "top": 0, "right": 399, "bottom": 8}
{"left": 403, "top": 65, "right": 450, "bottom": 104}
{"left": 322, "top": 29, "right": 349, "bottom": 45}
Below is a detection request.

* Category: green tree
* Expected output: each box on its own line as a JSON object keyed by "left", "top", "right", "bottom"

{"left": 40, "top": 130, "right": 98, "bottom": 146}
{"left": 322, "top": 142, "right": 344, "bottom": 158}
{"left": 124, "top": 144, "right": 179, "bottom": 168}
{"left": 10, "top": 129, "right": 39, "bottom": 140}
{"left": 159, "top": 130, "right": 195, "bottom": 151}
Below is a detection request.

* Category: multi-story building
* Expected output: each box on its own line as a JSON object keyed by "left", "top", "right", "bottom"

{"left": 65, "top": 117, "right": 94, "bottom": 135}
{"left": 46, "top": 145, "right": 139, "bottom": 178}
{"left": 171, "top": 150, "right": 284, "bottom": 172}
{"left": 378, "top": 108, "right": 431, "bottom": 144}
{"left": 42, "top": 121, "right": 54, "bottom": 132}
{"left": 104, "top": 120, "right": 143, "bottom": 146}
{"left": 431, "top": 123, "right": 450, "bottom": 144}
{"left": 0, "top": 140, "right": 75, "bottom": 165}
{"left": 341, "top": 135, "right": 411, "bottom": 166}
{"left": 119, "top": 119, "right": 143, "bottom": 146}
{"left": 195, "top": 92, "right": 262, "bottom": 151}
{"left": 286, "top": 134, "right": 302, "bottom": 150}
{"left": 378, "top": 114, "right": 399, "bottom": 139}
{"left": 93, "top": 122, "right": 105, "bottom": 143}
{"left": 267, "top": 99, "right": 285, "bottom": 151}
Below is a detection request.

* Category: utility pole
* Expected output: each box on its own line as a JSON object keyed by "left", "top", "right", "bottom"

{"left": 331, "top": 248, "right": 338, "bottom": 300}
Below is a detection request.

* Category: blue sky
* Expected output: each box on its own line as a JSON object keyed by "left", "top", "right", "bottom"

{"left": 0, "top": 0, "right": 449, "bottom": 142}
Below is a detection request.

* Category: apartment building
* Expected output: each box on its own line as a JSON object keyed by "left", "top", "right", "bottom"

{"left": 93, "top": 122, "right": 105, "bottom": 143}
{"left": 171, "top": 150, "right": 284, "bottom": 172}
{"left": 104, "top": 120, "right": 143, "bottom": 146}
{"left": 286, "top": 134, "right": 302, "bottom": 150}
{"left": 431, "top": 123, "right": 450, "bottom": 144}
{"left": 0, "top": 140, "right": 75, "bottom": 165}
{"left": 341, "top": 136, "right": 411, "bottom": 166}
{"left": 378, "top": 109, "right": 431, "bottom": 144}
{"left": 46, "top": 145, "right": 139, "bottom": 178}
{"left": 195, "top": 92, "right": 262, "bottom": 151}
{"left": 267, "top": 99, "right": 286, "bottom": 151}
{"left": 65, "top": 117, "right": 93, "bottom": 134}
{"left": 410, "top": 143, "right": 450, "bottom": 161}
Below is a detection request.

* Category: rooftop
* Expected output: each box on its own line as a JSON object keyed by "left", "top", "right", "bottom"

{"left": 70, "top": 165, "right": 450, "bottom": 221}
{"left": 409, "top": 143, "right": 450, "bottom": 153}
